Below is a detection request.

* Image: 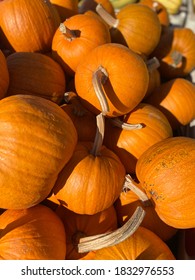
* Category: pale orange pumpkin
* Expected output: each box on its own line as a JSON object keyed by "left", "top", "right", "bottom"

{"left": 0, "top": 94, "right": 78, "bottom": 209}
{"left": 0, "top": 204, "right": 66, "bottom": 260}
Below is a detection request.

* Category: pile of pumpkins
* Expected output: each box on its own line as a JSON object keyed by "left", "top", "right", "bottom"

{"left": 0, "top": 0, "right": 195, "bottom": 260}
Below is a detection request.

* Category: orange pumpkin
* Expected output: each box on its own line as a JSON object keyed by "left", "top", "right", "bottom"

{"left": 55, "top": 204, "right": 118, "bottom": 260}
{"left": 152, "top": 26, "right": 195, "bottom": 79}
{"left": 96, "top": 3, "right": 161, "bottom": 57}
{"left": 75, "top": 43, "right": 149, "bottom": 117}
{"left": 103, "top": 103, "right": 173, "bottom": 174}
{"left": 0, "top": 94, "right": 78, "bottom": 209}
{"left": 6, "top": 52, "right": 66, "bottom": 104}
{"left": 0, "top": 204, "right": 66, "bottom": 260}
{"left": 52, "top": 13, "right": 111, "bottom": 76}
{"left": 0, "top": 0, "right": 60, "bottom": 53}
{"left": 92, "top": 226, "right": 176, "bottom": 259}
{"left": 136, "top": 136, "right": 195, "bottom": 229}
{"left": 114, "top": 179, "right": 177, "bottom": 241}
{"left": 50, "top": 0, "right": 78, "bottom": 21}
{"left": 0, "top": 49, "right": 9, "bottom": 99}
{"left": 146, "top": 78, "right": 195, "bottom": 130}
{"left": 78, "top": 0, "right": 115, "bottom": 16}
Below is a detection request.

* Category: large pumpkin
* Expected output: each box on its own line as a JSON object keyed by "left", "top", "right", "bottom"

{"left": 90, "top": 226, "right": 175, "bottom": 260}
{"left": 6, "top": 52, "right": 66, "bottom": 104}
{"left": 75, "top": 43, "right": 149, "bottom": 117}
{"left": 136, "top": 136, "right": 195, "bottom": 229}
{"left": 0, "top": 204, "right": 66, "bottom": 260}
{"left": 0, "top": 94, "right": 78, "bottom": 209}
{"left": 0, "top": 0, "right": 60, "bottom": 52}
{"left": 0, "top": 50, "right": 9, "bottom": 99}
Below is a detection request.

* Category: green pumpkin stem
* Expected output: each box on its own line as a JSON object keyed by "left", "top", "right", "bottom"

{"left": 78, "top": 206, "right": 145, "bottom": 253}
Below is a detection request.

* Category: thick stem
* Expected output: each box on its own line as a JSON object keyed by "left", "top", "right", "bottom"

{"left": 92, "top": 66, "right": 109, "bottom": 116}
{"left": 90, "top": 113, "right": 105, "bottom": 156}
{"left": 78, "top": 206, "right": 145, "bottom": 253}
{"left": 152, "top": 1, "right": 162, "bottom": 14}
{"left": 170, "top": 50, "right": 183, "bottom": 68}
{"left": 123, "top": 174, "right": 151, "bottom": 206}
{"left": 146, "top": 57, "right": 160, "bottom": 73}
{"left": 96, "top": 3, "right": 119, "bottom": 28}
{"left": 110, "top": 117, "right": 143, "bottom": 130}
{"left": 59, "top": 23, "right": 77, "bottom": 41}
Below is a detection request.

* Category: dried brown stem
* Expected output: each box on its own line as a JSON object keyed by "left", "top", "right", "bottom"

{"left": 78, "top": 206, "right": 145, "bottom": 253}
{"left": 96, "top": 3, "right": 119, "bottom": 28}
{"left": 59, "top": 23, "right": 77, "bottom": 41}
{"left": 146, "top": 57, "right": 160, "bottom": 73}
{"left": 90, "top": 113, "right": 105, "bottom": 156}
{"left": 170, "top": 50, "right": 183, "bottom": 68}
{"left": 110, "top": 117, "right": 143, "bottom": 130}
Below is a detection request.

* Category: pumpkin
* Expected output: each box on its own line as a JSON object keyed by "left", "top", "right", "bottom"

{"left": 0, "top": 49, "right": 9, "bottom": 99}
{"left": 6, "top": 52, "right": 66, "bottom": 104}
{"left": 52, "top": 13, "right": 111, "bottom": 76}
{"left": 55, "top": 204, "right": 118, "bottom": 260}
{"left": 0, "top": 94, "right": 78, "bottom": 209}
{"left": 53, "top": 113, "right": 126, "bottom": 214}
{"left": 75, "top": 43, "right": 149, "bottom": 117}
{"left": 96, "top": 3, "right": 162, "bottom": 57}
{"left": 91, "top": 226, "right": 176, "bottom": 259}
{"left": 114, "top": 175, "right": 177, "bottom": 241}
{"left": 0, "top": 204, "right": 66, "bottom": 260}
{"left": 103, "top": 103, "right": 173, "bottom": 174}
{"left": 61, "top": 92, "right": 97, "bottom": 142}
{"left": 139, "top": 0, "right": 170, "bottom": 28}
{"left": 136, "top": 136, "right": 195, "bottom": 229}
{"left": 78, "top": 0, "right": 115, "bottom": 16}
{"left": 0, "top": 0, "right": 60, "bottom": 53}
{"left": 151, "top": 26, "right": 195, "bottom": 79}
{"left": 145, "top": 78, "right": 195, "bottom": 130}
{"left": 50, "top": 0, "right": 78, "bottom": 21}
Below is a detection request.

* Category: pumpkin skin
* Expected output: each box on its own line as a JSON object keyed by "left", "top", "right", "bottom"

{"left": 78, "top": 0, "right": 115, "bottom": 16}
{"left": 0, "top": 94, "right": 78, "bottom": 209}
{"left": 0, "top": 204, "right": 66, "bottom": 260}
{"left": 114, "top": 187, "right": 177, "bottom": 241}
{"left": 146, "top": 78, "right": 195, "bottom": 130}
{"left": 105, "top": 4, "right": 162, "bottom": 57}
{"left": 152, "top": 27, "right": 195, "bottom": 79}
{"left": 53, "top": 141, "right": 126, "bottom": 215}
{"left": 6, "top": 52, "right": 66, "bottom": 104}
{"left": 75, "top": 43, "right": 149, "bottom": 117}
{"left": 55, "top": 204, "right": 118, "bottom": 260}
{"left": 92, "top": 226, "right": 175, "bottom": 260}
{"left": 50, "top": 0, "right": 78, "bottom": 21}
{"left": 52, "top": 13, "right": 111, "bottom": 76}
{"left": 0, "top": 0, "right": 60, "bottom": 53}
{"left": 103, "top": 103, "right": 173, "bottom": 174}
{"left": 0, "top": 50, "right": 9, "bottom": 99}
{"left": 136, "top": 136, "right": 195, "bottom": 229}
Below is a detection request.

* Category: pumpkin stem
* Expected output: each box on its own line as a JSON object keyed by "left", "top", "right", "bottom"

{"left": 78, "top": 206, "right": 145, "bottom": 253}
{"left": 110, "top": 117, "right": 143, "bottom": 130}
{"left": 152, "top": 2, "right": 162, "bottom": 14}
{"left": 90, "top": 113, "right": 105, "bottom": 156}
{"left": 59, "top": 23, "right": 77, "bottom": 41}
{"left": 123, "top": 174, "right": 151, "bottom": 206}
{"left": 170, "top": 50, "right": 183, "bottom": 68}
{"left": 96, "top": 4, "right": 119, "bottom": 28}
{"left": 92, "top": 65, "right": 110, "bottom": 116}
{"left": 146, "top": 57, "right": 160, "bottom": 73}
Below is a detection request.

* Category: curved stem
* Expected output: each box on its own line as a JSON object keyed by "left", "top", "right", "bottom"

{"left": 96, "top": 4, "right": 119, "bottom": 28}
{"left": 78, "top": 206, "right": 145, "bottom": 253}
{"left": 170, "top": 50, "right": 183, "bottom": 68}
{"left": 146, "top": 57, "right": 160, "bottom": 73}
{"left": 123, "top": 174, "right": 151, "bottom": 206}
{"left": 59, "top": 23, "right": 77, "bottom": 41}
{"left": 92, "top": 66, "right": 109, "bottom": 116}
{"left": 110, "top": 117, "right": 143, "bottom": 130}
{"left": 90, "top": 113, "right": 105, "bottom": 156}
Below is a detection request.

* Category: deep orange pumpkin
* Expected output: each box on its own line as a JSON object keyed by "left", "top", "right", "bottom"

{"left": 0, "top": 49, "right": 9, "bottom": 99}
{"left": 0, "top": 204, "right": 66, "bottom": 260}
{"left": 6, "top": 52, "right": 66, "bottom": 104}
{"left": 136, "top": 136, "right": 195, "bottom": 229}
{"left": 0, "top": 94, "right": 78, "bottom": 209}
{"left": 50, "top": 0, "right": 78, "bottom": 21}
{"left": 0, "top": 0, "right": 60, "bottom": 52}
